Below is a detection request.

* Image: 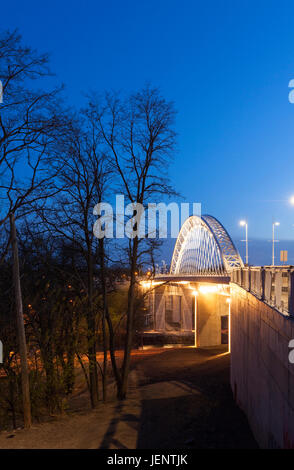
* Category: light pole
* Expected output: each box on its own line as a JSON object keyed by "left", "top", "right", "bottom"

{"left": 192, "top": 290, "right": 198, "bottom": 348}
{"left": 272, "top": 222, "right": 280, "bottom": 266}
{"left": 239, "top": 220, "right": 248, "bottom": 265}
{"left": 226, "top": 298, "right": 231, "bottom": 353}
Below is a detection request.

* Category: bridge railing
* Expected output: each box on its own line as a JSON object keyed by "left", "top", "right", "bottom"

{"left": 231, "top": 266, "right": 294, "bottom": 316}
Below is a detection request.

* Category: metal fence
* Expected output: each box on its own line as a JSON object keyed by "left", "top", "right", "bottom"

{"left": 231, "top": 266, "right": 294, "bottom": 316}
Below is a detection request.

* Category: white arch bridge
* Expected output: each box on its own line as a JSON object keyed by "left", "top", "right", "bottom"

{"left": 156, "top": 215, "right": 243, "bottom": 283}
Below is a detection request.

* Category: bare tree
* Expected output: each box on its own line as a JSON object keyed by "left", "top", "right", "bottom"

{"left": 37, "top": 114, "right": 111, "bottom": 407}
{"left": 90, "top": 85, "right": 177, "bottom": 399}
{"left": 0, "top": 30, "right": 66, "bottom": 426}
{"left": 9, "top": 213, "right": 31, "bottom": 427}
{"left": 0, "top": 30, "right": 66, "bottom": 226}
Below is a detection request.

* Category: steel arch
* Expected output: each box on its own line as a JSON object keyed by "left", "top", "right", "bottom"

{"left": 170, "top": 215, "right": 243, "bottom": 275}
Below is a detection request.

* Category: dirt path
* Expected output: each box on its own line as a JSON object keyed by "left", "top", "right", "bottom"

{"left": 0, "top": 347, "right": 258, "bottom": 449}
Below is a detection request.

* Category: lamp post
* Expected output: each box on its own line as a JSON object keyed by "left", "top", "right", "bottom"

{"left": 272, "top": 222, "right": 280, "bottom": 266}
{"left": 239, "top": 220, "right": 248, "bottom": 265}
{"left": 226, "top": 298, "right": 231, "bottom": 353}
{"left": 192, "top": 291, "right": 198, "bottom": 348}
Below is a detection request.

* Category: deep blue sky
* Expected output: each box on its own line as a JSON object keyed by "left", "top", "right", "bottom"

{"left": 3, "top": 0, "right": 294, "bottom": 263}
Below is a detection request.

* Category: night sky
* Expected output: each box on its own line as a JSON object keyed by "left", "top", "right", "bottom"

{"left": 3, "top": 0, "right": 294, "bottom": 264}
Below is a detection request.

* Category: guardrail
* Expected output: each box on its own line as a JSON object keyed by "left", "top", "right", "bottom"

{"left": 231, "top": 266, "right": 294, "bottom": 316}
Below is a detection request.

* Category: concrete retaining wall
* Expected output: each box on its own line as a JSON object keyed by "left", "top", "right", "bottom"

{"left": 230, "top": 283, "right": 294, "bottom": 448}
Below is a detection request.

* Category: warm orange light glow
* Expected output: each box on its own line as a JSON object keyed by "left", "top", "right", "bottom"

{"left": 192, "top": 291, "right": 198, "bottom": 347}
{"left": 227, "top": 297, "right": 231, "bottom": 353}
{"left": 140, "top": 280, "right": 163, "bottom": 289}
{"left": 140, "top": 280, "right": 152, "bottom": 288}
{"left": 198, "top": 285, "right": 219, "bottom": 294}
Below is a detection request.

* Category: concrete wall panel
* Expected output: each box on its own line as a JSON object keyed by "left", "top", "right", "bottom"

{"left": 231, "top": 284, "right": 294, "bottom": 448}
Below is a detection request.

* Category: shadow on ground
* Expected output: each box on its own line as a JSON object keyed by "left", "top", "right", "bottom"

{"left": 134, "top": 346, "right": 258, "bottom": 449}
{"left": 0, "top": 346, "right": 258, "bottom": 449}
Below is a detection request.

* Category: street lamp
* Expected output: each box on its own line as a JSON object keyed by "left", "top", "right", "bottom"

{"left": 272, "top": 222, "right": 280, "bottom": 266}
{"left": 192, "top": 290, "right": 198, "bottom": 348}
{"left": 226, "top": 298, "right": 231, "bottom": 353}
{"left": 239, "top": 220, "right": 248, "bottom": 265}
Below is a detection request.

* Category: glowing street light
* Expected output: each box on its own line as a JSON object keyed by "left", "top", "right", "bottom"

{"left": 272, "top": 222, "right": 280, "bottom": 266}
{"left": 226, "top": 298, "right": 231, "bottom": 353}
{"left": 239, "top": 220, "right": 248, "bottom": 265}
{"left": 192, "top": 290, "right": 198, "bottom": 348}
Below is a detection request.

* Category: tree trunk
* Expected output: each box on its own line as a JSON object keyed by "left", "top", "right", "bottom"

{"left": 98, "top": 239, "right": 109, "bottom": 402}
{"left": 76, "top": 352, "right": 90, "bottom": 392}
{"left": 10, "top": 212, "right": 32, "bottom": 428}
{"left": 119, "top": 238, "right": 139, "bottom": 400}
{"left": 105, "top": 305, "right": 122, "bottom": 393}
{"left": 98, "top": 239, "right": 122, "bottom": 396}
{"left": 102, "top": 312, "right": 107, "bottom": 402}
{"left": 87, "top": 248, "right": 99, "bottom": 408}
{"left": 42, "top": 351, "right": 58, "bottom": 413}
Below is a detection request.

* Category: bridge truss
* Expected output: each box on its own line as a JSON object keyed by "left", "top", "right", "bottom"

{"left": 170, "top": 215, "right": 244, "bottom": 276}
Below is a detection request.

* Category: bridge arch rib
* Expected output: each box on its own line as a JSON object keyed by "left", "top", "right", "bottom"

{"left": 170, "top": 215, "right": 244, "bottom": 275}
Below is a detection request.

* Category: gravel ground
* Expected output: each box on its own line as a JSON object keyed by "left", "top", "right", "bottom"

{"left": 0, "top": 346, "right": 258, "bottom": 449}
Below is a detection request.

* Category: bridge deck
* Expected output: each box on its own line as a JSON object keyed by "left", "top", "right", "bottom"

{"left": 154, "top": 274, "right": 230, "bottom": 284}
